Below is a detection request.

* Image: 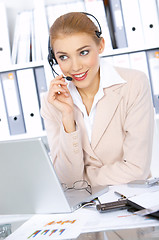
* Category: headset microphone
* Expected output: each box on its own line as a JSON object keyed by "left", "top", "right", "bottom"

{"left": 48, "top": 12, "right": 102, "bottom": 81}
{"left": 64, "top": 76, "right": 73, "bottom": 81}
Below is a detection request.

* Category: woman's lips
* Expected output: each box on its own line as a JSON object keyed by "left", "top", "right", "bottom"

{"left": 72, "top": 70, "right": 88, "bottom": 81}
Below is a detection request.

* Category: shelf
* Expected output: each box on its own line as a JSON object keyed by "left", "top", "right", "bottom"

{"left": 0, "top": 131, "right": 47, "bottom": 142}
{"left": 0, "top": 60, "right": 45, "bottom": 73}
{"left": 103, "top": 45, "right": 159, "bottom": 58}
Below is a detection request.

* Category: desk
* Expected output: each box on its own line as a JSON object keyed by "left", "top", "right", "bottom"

{"left": 1, "top": 184, "right": 159, "bottom": 240}
{"left": 1, "top": 220, "right": 159, "bottom": 240}
{"left": 76, "top": 227, "right": 159, "bottom": 239}
{"left": 0, "top": 216, "right": 31, "bottom": 239}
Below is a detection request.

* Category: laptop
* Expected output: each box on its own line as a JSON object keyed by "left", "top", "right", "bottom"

{"left": 0, "top": 137, "right": 109, "bottom": 214}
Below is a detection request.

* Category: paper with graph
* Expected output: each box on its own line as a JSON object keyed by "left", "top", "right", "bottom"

{"left": 5, "top": 213, "right": 85, "bottom": 239}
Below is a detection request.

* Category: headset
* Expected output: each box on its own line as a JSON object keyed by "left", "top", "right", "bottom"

{"left": 48, "top": 12, "right": 102, "bottom": 81}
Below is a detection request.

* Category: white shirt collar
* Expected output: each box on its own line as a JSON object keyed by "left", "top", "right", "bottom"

{"left": 99, "top": 57, "right": 126, "bottom": 88}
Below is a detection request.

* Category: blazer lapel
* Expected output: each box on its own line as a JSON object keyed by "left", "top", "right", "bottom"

{"left": 91, "top": 85, "right": 123, "bottom": 149}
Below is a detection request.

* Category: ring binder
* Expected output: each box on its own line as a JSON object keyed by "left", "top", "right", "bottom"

{"left": 120, "top": 0, "right": 145, "bottom": 48}
{"left": 0, "top": 71, "right": 26, "bottom": 135}
{"left": 16, "top": 68, "right": 43, "bottom": 134}
{"left": 0, "top": 78, "right": 10, "bottom": 139}
{"left": 108, "top": 0, "right": 127, "bottom": 48}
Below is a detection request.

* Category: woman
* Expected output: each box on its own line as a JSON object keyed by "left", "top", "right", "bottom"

{"left": 41, "top": 12, "right": 154, "bottom": 187}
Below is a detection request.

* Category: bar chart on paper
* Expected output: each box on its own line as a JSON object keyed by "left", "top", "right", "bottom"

{"left": 28, "top": 219, "right": 77, "bottom": 239}
{"left": 5, "top": 214, "right": 85, "bottom": 240}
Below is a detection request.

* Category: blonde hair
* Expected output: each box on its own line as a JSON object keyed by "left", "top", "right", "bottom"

{"left": 50, "top": 12, "right": 102, "bottom": 48}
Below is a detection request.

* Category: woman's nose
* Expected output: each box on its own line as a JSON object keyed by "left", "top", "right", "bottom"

{"left": 71, "top": 58, "right": 83, "bottom": 72}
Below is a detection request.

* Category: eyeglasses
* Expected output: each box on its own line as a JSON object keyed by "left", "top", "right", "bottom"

{"left": 61, "top": 180, "right": 92, "bottom": 195}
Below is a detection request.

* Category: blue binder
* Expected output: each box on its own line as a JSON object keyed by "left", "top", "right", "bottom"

{"left": 108, "top": 0, "right": 128, "bottom": 48}
{"left": 34, "top": 66, "right": 48, "bottom": 130}
{"left": 146, "top": 49, "right": 159, "bottom": 114}
{"left": 0, "top": 71, "right": 26, "bottom": 135}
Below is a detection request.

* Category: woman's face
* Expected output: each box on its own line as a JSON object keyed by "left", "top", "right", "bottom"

{"left": 53, "top": 33, "right": 105, "bottom": 90}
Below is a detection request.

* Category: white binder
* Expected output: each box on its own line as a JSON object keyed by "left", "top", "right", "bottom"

{"left": 0, "top": 79, "right": 10, "bottom": 139}
{"left": 66, "top": 0, "right": 86, "bottom": 12}
{"left": 47, "top": 1, "right": 85, "bottom": 29}
{"left": 113, "top": 53, "right": 130, "bottom": 68}
{"left": 30, "top": 9, "right": 36, "bottom": 62}
{"left": 129, "top": 51, "right": 149, "bottom": 78}
{"left": 46, "top": 5, "right": 54, "bottom": 28}
{"left": 33, "top": 0, "right": 49, "bottom": 61}
{"left": 120, "top": 0, "right": 145, "bottom": 48}
{"left": 138, "top": 0, "right": 159, "bottom": 47}
{"left": 17, "top": 11, "right": 32, "bottom": 64}
{"left": 33, "top": 8, "right": 42, "bottom": 61}
{"left": 11, "top": 12, "right": 21, "bottom": 64}
{"left": 46, "top": 3, "right": 68, "bottom": 28}
{"left": 146, "top": 50, "right": 159, "bottom": 114}
{"left": 84, "top": 0, "right": 113, "bottom": 53}
{"left": 0, "top": 72, "right": 26, "bottom": 135}
{"left": 0, "top": 1, "right": 11, "bottom": 66}
{"left": 16, "top": 68, "right": 43, "bottom": 134}
{"left": 54, "top": 2, "right": 69, "bottom": 16}
{"left": 108, "top": 0, "right": 127, "bottom": 48}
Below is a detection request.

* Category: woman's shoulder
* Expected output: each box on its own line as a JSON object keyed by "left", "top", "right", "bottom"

{"left": 108, "top": 66, "right": 153, "bottom": 106}
{"left": 115, "top": 66, "right": 148, "bottom": 80}
{"left": 114, "top": 66, "right": 150, "bottom": 91}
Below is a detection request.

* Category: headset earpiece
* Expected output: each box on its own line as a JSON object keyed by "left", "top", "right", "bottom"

{"left": 51, "top": 51, "right": 58, "bottom": 65}
{"left": 48, "top": 38, "right": 58, "bottom": 66}
{"left": 95, "top": 30, "right": 102, "bottom": 38}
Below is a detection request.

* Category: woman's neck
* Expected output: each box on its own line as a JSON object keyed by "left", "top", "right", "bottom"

{"left": 77, "top": 74, "right": 100, "bottom": 115}
{"left": 77, "top": 71, "right": 100, "bottom": 98}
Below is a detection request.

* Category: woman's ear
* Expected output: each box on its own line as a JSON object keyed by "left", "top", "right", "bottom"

{"left": 99, "top": 38, "right": 105, "bottom": 54}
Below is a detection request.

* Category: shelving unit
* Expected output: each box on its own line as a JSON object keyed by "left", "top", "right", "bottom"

{"left": 0, "top": 0, "right": 159, "bottom": 142}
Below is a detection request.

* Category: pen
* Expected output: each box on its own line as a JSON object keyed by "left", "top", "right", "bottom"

{"left": 114, "top": 191, "right": 127, "bottom": 199}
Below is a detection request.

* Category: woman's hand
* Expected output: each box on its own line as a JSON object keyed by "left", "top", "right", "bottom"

{"left": 47, "top": 75, "right": 76, "bottom": 132}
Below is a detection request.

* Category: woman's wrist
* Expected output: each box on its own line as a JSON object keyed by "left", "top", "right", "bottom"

{"left": 62, "top": 113, "right": 76, "bottom": 133}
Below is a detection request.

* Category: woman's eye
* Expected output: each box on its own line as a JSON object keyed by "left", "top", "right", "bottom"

{"left": 59, "top": 55, "right": 68, "bottom": 61}
{"left": 80, "top": 50, "right": 89, "bottom": 56}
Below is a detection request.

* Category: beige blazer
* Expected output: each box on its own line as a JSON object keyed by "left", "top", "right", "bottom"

{"left": 41, "top": 67, "right": 154, "bottom": 187}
